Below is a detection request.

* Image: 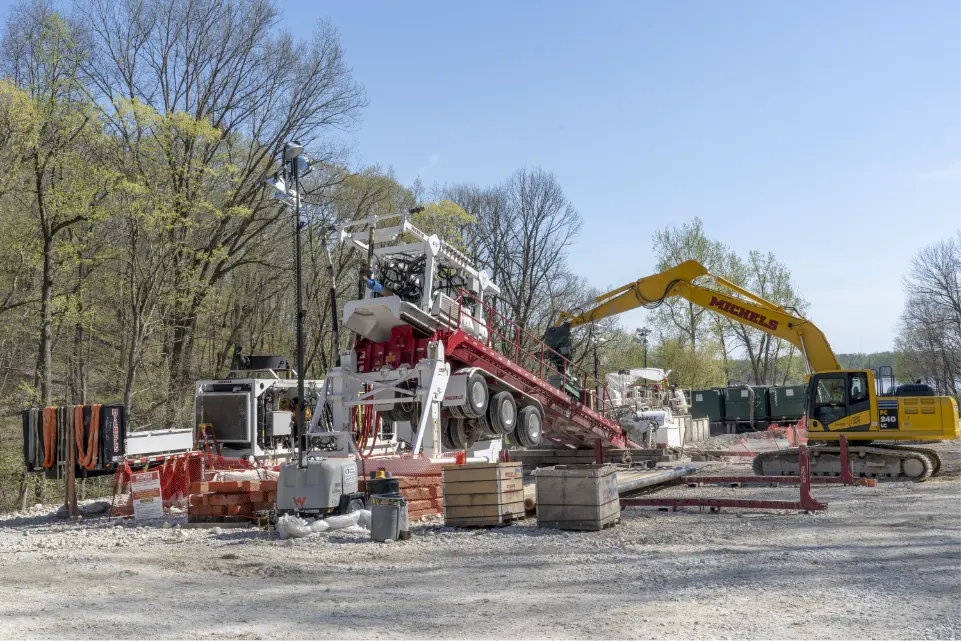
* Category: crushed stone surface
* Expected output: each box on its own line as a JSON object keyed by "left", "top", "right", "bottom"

{"left": 0, "top": 441, "right": 958, "bottom": 640}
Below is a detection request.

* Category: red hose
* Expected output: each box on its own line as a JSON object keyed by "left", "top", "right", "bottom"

{"left": 42, "top": 407, "right": 57, "bottom": 469}
{"left": 75, "top": 404, "right": 101, "bottom": 470}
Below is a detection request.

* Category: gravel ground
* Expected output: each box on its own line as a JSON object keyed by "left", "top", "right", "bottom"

{"left": 0, "top": 441, "right": 958, "bottom": 640}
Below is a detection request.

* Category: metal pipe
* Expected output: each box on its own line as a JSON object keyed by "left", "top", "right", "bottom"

{"left": 323, "top": 232, "right": 340, "bottom": 368}
{"left": 292, "top": 146, "right": 306, "bottom": 470}
{"left": 616, "top": 465, "right": 696, "bottom": 494}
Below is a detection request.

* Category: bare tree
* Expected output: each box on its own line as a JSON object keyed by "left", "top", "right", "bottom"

{"left": 895, "top": 232, "right": 961, "bottom": 398}
{"left": 650, "top": 217, "right": 727, "bottom": 347}
{"left": 721, "top": 250, "right": 808, "bottom": 385}
{"left": 447, "top": 168, "right": 581, "bottom": 340}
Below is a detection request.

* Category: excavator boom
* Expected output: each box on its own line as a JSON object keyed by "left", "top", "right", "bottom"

{"left": 558, "top": 259, "right": 842, "bottom": 373}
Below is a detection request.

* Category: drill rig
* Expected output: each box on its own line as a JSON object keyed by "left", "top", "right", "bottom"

{"left": 559, "top": 260, "right": 959, "bottom": 481}
{"left": 299, "top": 211, "right": 569, "bottom": 466}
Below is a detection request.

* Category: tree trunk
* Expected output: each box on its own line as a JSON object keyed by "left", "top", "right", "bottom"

{"left": 123, "top": 315, "right": 140, "bottom": 418}
{"left": 71, "top": 285, "right": 87, "bottom": 405}
{"left": 36, "top": 233, "right": 53, "bottom": 407}
{"left": 717, "top": 323, "right": 731, "bottom": 385}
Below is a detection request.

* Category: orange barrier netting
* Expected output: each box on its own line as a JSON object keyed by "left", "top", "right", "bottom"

{"left": 706, "top": 420, "right": 807, "bottom": 461}
{"left": 110, "top": 450, "right": 450, "bottom": 520}
{"left": 111, "top": 452, "right": 276, "bottom": 519}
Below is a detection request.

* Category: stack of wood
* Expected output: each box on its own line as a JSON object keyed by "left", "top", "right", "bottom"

{"left": 442, "top": 462, "right": 525, "bottom": 527}
{"left": 359, "top": 474, "right": 444, "bottom": 520}
{"left": 188, "top": 479, "right": 277, "bottom": 520}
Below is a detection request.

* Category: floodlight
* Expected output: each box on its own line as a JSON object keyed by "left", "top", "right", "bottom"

{"left": 283, "top": 140, "right": 305, "bottom": 160}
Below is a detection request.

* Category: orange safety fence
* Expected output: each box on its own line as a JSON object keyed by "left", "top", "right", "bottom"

{"left": 705, "top": 419, "right": 808, "bottom": 462}
{"left": 358, "top": 452, "right": 450, "bottom": 519}
{"left": 110, "top": 450, "right": 452, "bottom": 521}
{"left": 111, "top": 452, "right": 277, "bottom": 520}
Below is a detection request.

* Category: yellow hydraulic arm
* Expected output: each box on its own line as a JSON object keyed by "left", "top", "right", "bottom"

{"left": 558, "top": 260, "right": 842, "bottom": 374}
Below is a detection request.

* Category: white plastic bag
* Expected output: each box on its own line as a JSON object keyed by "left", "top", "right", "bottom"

{"left": 309, "top": 519, "right": 330, "bottom": 533}
{"left": 324, "top": 511, "right": 361, "bottom": 531}
{"left": 356, "top": 509, "right": 372, "bottom": 530}
{"left": 276, "top": 514, "right": 313, "bottom": 539}
{"left": 340, "top": 524, "right": 368, "bottom": 535}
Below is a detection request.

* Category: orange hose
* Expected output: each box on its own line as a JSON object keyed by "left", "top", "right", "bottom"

{"left": 42, "top": 406, "right": 57, "bottom": 468}
{"left": 75, "top": 404, "right": 101, "bottom": 470}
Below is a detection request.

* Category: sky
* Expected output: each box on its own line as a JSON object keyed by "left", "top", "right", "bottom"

{"left": 4, "top": 0, "right": 957, "bottom": 354}
{"left": 283, "top": 0, "right": 960, "bottom": 355}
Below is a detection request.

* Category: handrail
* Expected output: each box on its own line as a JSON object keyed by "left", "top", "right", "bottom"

{"left": 455, "top": 289, "right": 615, "bottom": 417}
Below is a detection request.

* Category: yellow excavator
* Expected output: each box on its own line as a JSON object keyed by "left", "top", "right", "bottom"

{"left": 558, "top": 260, "right": 959, "bottom": 481}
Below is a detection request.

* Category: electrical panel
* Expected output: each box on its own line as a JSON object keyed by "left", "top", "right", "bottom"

{"left": 270, "top": 411, "right": 293, "bottom": 437}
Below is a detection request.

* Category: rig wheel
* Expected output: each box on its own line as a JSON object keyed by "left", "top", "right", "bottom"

{"left": 441, "top": 417, "right": 456, "bottom": 449}
{"left": 449, "top": 417, "right": 478, "bottom": 450}
{"left": 462, "top": 371, "right": 490, "bottom": 419}
{"left": 514, "top": 405, "right": 543, "bottom": 448}
{"left": 471, "top": 412, "right": 498, "bottom": 439}
{"left": 488, "top": 391, "right": 518, "bottom": 434}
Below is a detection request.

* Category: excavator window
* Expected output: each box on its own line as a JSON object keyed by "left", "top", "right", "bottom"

{"left": 813, "top": 376, "right": 847, "bottom": 426}
{"left": 850, "top": 373, "right": 869, "bottom": 403}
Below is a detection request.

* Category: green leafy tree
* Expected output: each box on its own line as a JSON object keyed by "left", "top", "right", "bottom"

{"left": 720, "top": 250, "right": 808, "bottom": 384}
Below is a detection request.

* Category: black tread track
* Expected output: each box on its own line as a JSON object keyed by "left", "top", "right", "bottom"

{"left": 752, "top": 445, "right": 936, "bottom": 481}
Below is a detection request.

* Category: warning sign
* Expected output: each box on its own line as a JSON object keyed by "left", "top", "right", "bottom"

{"left": 130, "top": 471, "right": 163, "bottom": 520}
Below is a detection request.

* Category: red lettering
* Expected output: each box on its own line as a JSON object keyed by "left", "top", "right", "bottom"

{"left": 709, "top": 296, "right": 780, "bottom": 332}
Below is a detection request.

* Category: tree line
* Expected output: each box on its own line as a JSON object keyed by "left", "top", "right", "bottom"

{"left": 0, "top": 0, "right": 600, "bottom": 510}
{"left": 894, "top": 232, "right": 961, "bottom": 399}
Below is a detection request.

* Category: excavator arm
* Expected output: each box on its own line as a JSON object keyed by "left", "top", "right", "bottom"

{"left": 558, "top": 260, "right": 841, "bottom": 374}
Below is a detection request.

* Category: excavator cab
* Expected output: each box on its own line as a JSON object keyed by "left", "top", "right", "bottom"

{"left": 807, "top": 368, "right": 959, "bottom": 445}
{"left": 806, "top": 370, "right": 874, "bottom": 437}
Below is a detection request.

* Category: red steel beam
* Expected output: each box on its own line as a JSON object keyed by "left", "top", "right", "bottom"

{"left": 620, "top": 445, "right": 827, "bottom": 513}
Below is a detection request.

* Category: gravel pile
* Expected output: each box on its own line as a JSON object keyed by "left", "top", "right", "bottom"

{"left": 0, "top": 441, "right": 958, "bottom": 639}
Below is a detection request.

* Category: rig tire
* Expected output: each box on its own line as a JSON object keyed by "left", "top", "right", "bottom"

{"left": 441, "top": 417, "right": 456, "bottom": 449}
{"left": 514, "top": 405, "right": 543, "bottom": 448}
{"left": 488, "top": 391, "right": 518, "bottom": 435}
{"left": 461, "top": 371, "right": 490, "bottom": 419}
{"left": 449, "top": 417, "right": 478, "bottom": 450}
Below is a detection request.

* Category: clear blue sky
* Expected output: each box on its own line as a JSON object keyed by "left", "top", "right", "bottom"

{"left": 288, "top": 0, "right": 959, "bottom": 355}
{"left": 4, "top": 0, "right": 956, "bottom": 354}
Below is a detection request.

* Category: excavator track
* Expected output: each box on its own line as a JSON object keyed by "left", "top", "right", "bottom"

{"left": 753, "top": 445, "right": 938, "bottom": 482}
{"left": 870, "top": 444, "right": 942, "bottom": 477}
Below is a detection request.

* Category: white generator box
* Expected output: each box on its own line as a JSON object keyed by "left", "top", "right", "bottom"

{"left": 271, "top": 411, "right": 293, "bottom": 436}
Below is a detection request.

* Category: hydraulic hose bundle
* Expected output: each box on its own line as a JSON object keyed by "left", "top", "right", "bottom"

{"left": 30, "top": 404, "right": 122, "bottom": 474}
